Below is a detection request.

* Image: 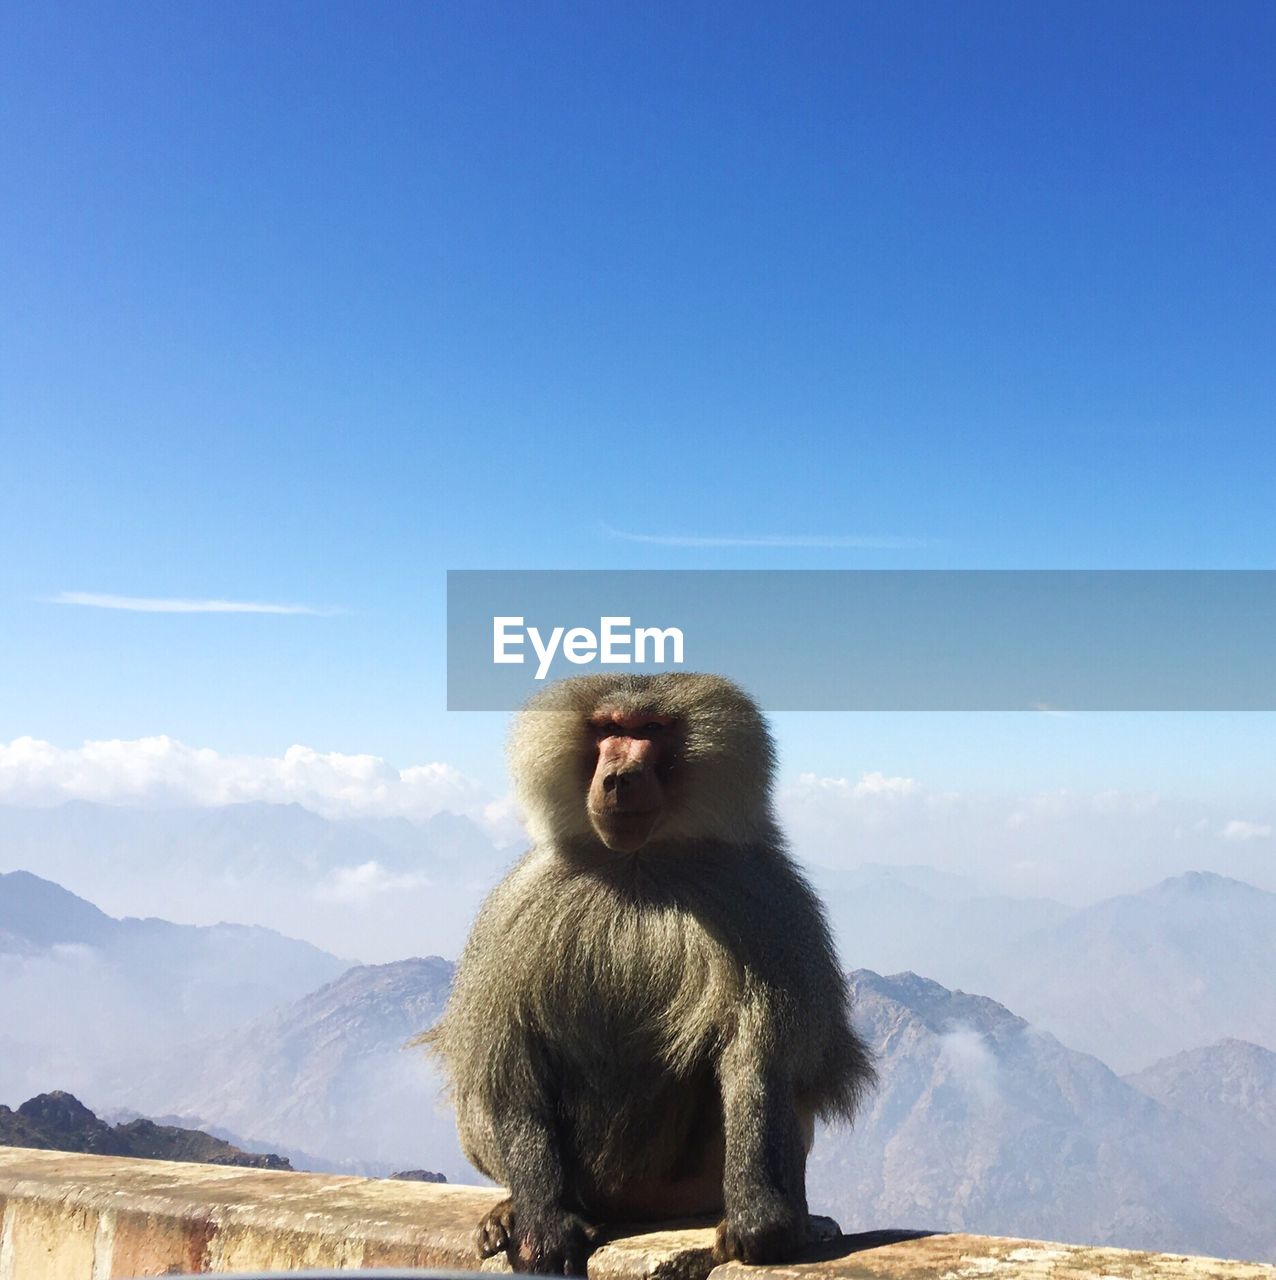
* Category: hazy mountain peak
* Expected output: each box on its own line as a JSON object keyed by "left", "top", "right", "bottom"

{"left": 850, "top": 968, "right": 1028, "bottom": 1038}
{"left": 1148, "top": 1036, "right": 1276, "bottom": 1064}
{"left": 312, "top": 954, "right": 453, "bottom": 1000}
{"left": 0, "top": 869, "right": 115, "bottom": 948}
{"left": 1141, "top": 870, "right": 1271, "bottom": 901}
{"left": 1126, "top": 1037, "right": 1276, "bottom": 1140}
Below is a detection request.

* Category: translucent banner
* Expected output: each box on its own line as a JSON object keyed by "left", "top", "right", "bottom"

{"left": 446, "top": 570, "right": 1276, "bottom": 711}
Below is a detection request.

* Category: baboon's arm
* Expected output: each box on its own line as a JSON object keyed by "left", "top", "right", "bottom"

{"left": 714, "top": 1028, "right": 810, "bottom": 1264}
{"left": 492, "top": 1095, "right": 595, "bottom": 1274}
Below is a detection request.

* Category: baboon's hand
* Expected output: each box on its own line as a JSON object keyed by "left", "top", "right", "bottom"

{"left": 713, "top": 1198, "right": 809, "bottom": 1265}
{"left": 501, "top": 1205, "right": 597, "bottom": 1276}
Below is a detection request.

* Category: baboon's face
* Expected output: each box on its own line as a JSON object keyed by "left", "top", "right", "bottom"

{"left": 509, "top": 673, "right": 774, "bottom": 853}
{"left": 585, "top": 708, "right": 677, "bottom": 852}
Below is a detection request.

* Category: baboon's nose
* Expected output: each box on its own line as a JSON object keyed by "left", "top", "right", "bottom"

{"left": 597, "top": 766, "right": 659, "bottom": 814}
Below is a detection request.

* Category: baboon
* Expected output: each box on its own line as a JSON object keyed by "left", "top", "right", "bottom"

{"left": 423, "top": 673, "right": 873, "bottom": 1275}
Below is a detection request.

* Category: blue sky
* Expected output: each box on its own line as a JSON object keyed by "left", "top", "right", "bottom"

{"left": 3, "top": 1, "right": 1275, "bottom": 798}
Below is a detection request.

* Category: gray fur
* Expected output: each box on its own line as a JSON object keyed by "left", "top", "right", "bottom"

{"left": 423, "top": 673, "right": 874, "bottom": 1273}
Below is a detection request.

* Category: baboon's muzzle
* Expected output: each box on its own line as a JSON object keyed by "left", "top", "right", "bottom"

{"left": 588, "top": 733, "right": 664, "bottom": 852}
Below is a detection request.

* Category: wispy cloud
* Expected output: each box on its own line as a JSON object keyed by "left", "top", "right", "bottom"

{"left": 1221, "top": 819, "right": 1273, "bottom": 842}
{"left": 46, "top": 591, "right": 332, "bottom": 616}
{"left": 601, "top": 523, "right": 936, "bottom": 550}
{"left": 316, "top": 860, "right": 433, "bottom": 903}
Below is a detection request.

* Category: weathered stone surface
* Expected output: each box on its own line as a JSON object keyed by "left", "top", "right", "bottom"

{"left": 592, "top": 1222, "right": 718, "bottom": 1280}
{"left": 1, "top": 1146, "right": 1272, "bottom": 1280}
{"left": 710, "top": 1231, "right": 1276, "bottom": 1280}
{"left": 0, "top": 1146, "right": 501, "bottom": 1275}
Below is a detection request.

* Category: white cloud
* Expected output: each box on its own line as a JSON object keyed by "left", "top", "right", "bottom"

{"left": 480, "top": 794, "right": 531, "bottom": 847}
{"left": 786, "top": 771, "right": 919, "bottom": 801}
{"left": 0, "top": 735, "right": 502, "bottom": 830}
{"left": 315, "top": 861, "right": 432, "bottom": 903}
{"left": 938, "top": 1026, "right": 1001, "bottom": 1105}
{"left": 773, "top": 771, "right": 1276, "bottom": 903}
{"left": 1221, "top": 819, "right": 1273, "bottom": 842}
{"left": 47, "top": 591, "right": 332, "bottom": 615}
{"left": 600, "top": 524, "right": 934, "bottom": 550}
{"left": 779, "top": 772, "right": 922, "bottom": 844}
{"left": 5, "top": 735, "right": 1274, "bottom": 906}
{"left": 778, "top": 772, "right": 923, "bottom": 845}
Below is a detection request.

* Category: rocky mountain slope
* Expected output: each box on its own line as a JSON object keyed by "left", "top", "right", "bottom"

{"left": 808, "top": 971, "right": 1276, "bottom": 1263}
{"left": 120, "top": 956, "right": 466, "bottom": 1177}
{"left": 1126, "top": 1037, "right": 1276, "bottom": 1157}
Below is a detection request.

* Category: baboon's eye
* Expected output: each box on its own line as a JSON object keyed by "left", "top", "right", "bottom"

{"left": 642, "top": 722, "right": 664, "bottom": 734}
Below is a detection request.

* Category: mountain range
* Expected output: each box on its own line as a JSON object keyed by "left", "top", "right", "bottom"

{"left": 809, "top": 865, "right": 1276, "bottom": 1072}
{"left": 976, "top": 871, "right": 1276, "bottom": 1071}
{"left": 2, "top": 851, "right": 1274, "bottom": 1261}
{"left": 118, "top": 955, "right": 464, "bottom": 1176}
{"left": 0, "top": 869, "right": 348, "bottom": 1103}
{"left": 4, "top": 800, "right": 1274, "bottom": 1074}
{"left": 0, "top": 801, "right": 509, "bottom": 960}
{"left": 811, "top": 971, "right": 1275, "bottom": 1263}
{"left": 112, "top": 951, "right": 1276, "bottom": 1262}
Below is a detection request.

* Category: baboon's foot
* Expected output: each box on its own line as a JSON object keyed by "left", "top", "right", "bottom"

{"left": 713, "top": 1199, "right": 809, "bottom": 1265}
{"left": 478, "top": 1199, "right": 598, "bottom": 1275}
{"left": 476, "top": 1197, "right": 516, "bottom": 1259}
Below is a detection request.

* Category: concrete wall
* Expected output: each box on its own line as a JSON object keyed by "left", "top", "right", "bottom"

{"left": 1, "top": 1147, "right": 1272, "bottom": 1280}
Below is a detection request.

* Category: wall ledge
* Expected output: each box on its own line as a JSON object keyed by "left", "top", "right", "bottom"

{"left": 1, "top": 1146, "right": 1272, "bottom": 1279}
